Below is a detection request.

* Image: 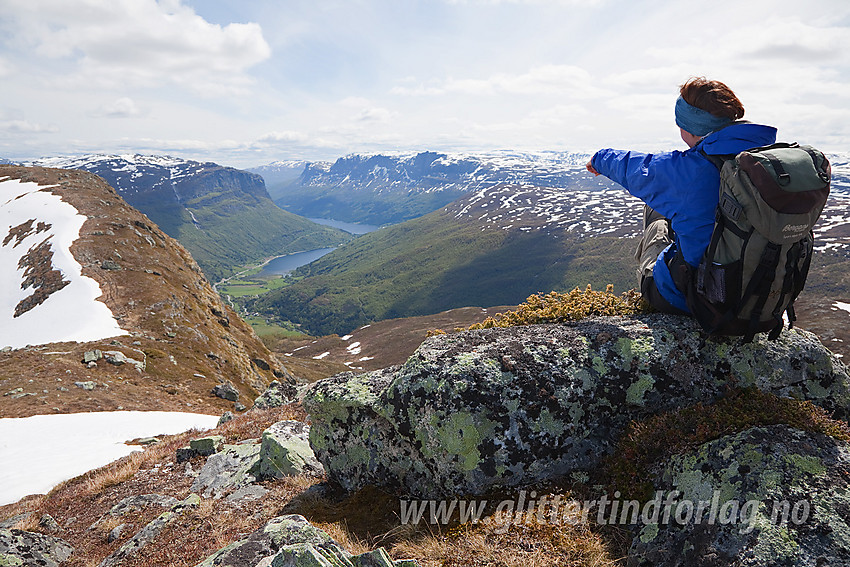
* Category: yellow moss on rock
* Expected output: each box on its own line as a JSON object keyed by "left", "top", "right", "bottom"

{"left": 467, "top": 285, "right": 646, "bottom": 330}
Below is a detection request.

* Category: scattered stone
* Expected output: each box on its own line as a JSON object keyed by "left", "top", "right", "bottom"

{"left": 0, "top": 528, "right": 73, "bottom": 567}
{"left": 226, "top": 485, "right": 269, "bottom": 503}
{"left": 0, "top": 514, "right": 31, "bottom": 529}
{"left": 303, "top": 315, "right": 850, "bottom": 498}
{"left": 38, "top": 514, "right": 59, "bottom": 532}
{"left": 217, "top": 411, "right": 235, "bottom": 427}
{"left": 3, "top": 388, "right": 23, "bottom": 397}
{"left": 212, "top": 382, "right": 239, "bottom": 402}
{"left": 100, "top": 259, "right": 121, "bottom": 271}
{"left": 90, "top": 494, "right": 180, "bottom": 531}
{"left": 257, "top": 421, "right": 323, "bottom": 480}
{"left": 82, "top": 350, "right": 103, "bottom": 363}
{"left": 135, "top": 437, "right": 160, "bottom": 446}
{"left": 0, "top": 346, "right": 11, "bottom": 353}
{"left": 74, "top": 381, "right": 96, "bottom": 391}
{"left": 189, "top": 435, "right": 225, "bottom": 456}
{"left": 107, "top": 523, "right": 128, "bottom": 543}
{"left": 253, "top": 380, "right": 298, "bottom": 410}
{"left": 234, "top": 401, "right": 246, "bottom": 412}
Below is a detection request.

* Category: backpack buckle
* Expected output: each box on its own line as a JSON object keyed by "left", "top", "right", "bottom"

{"left": 760, "top": 243, "right": 781, "bottom": 267}
{"left": 720, "top": 193, "right": 742, "bottom": 221}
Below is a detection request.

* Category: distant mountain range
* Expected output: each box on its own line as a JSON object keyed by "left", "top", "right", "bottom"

{"left": 250, "top": 156, "right": 850, "bottom": 338}
{"left": 28, "top": 154, "right": 350, "bottom": 281}
{"left": 255, "top": 150, "right": 850, "bottom": 227}
{"left": 247, "top": 160, "right": 310, "bottom": 201}
{"left": 254, "top": 151, "right": 622, "bottom": 225}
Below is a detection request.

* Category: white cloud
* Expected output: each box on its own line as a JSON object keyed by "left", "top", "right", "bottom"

{"left": 100, "top": 97, "right": 141, "bottom": 118}
{"left": 393, "top": 65, "right": 610, "bottom": 99}
{"left": 1, "top": 0, "right": 271, "bottom": 95}
{"left": 0, "top": 119, "right": 59, "bottom": 134}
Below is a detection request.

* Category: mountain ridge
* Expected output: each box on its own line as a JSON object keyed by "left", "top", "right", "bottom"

{"left": 27, "top": 154, "right": 351, "bottom": 281}
{"left": 0, "top": 164, "right": 290, "bottom": 418}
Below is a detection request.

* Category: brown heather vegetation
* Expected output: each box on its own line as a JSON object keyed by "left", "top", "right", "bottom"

{"left": 601, "top": 387, "right": 850, "bottom": 501}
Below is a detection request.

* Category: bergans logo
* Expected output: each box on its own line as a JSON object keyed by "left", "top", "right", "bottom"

{"left": 783, "top": 224, "right": 809, "bottom": 233}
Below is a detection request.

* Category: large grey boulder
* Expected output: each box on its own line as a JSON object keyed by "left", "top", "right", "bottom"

{"left": 0, "top": 528, "right": 73, "bottom": 567}
{"left": 629, "top": 425, "right": 850, "bottom": 566}
{"left": 303, "top": 315, "right": 850, "bottom": 498}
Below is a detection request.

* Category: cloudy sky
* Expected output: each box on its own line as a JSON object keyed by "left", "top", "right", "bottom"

{"left": 1, "top": 0, "right": 848, "bottom": 168}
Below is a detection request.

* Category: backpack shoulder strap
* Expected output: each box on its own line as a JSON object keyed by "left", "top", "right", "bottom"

{"left": 699, "top": 149, "right": 736, "bottom": 172}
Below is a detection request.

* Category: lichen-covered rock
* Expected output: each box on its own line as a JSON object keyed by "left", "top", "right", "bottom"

{"left": 0, "top": 528, "right": 73, "bottom": 567}
{"left": 190, "top": 435, "right": 225, "bottom": 456}
{"left": 629, "top": 425, "right": 850, "bottom": 566}
{"left": 303, "top": 315, "right": 850, "bottom": 497}
{"left": 212, "top": 382, "right": 240, "bottom": 402}
{"left": 191, "top": 443, "right": 261, "bottom": 498}
{"left": 195, "top": 514, "right": 414, "bottom": 567}
{"left": 254, "top": 380, "right": 298, "bottom": 409}
{"left": 257, "top": 421, "right": 323, "bottom": 479}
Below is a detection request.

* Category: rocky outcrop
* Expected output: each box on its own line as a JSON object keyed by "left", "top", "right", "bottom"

{"left": 629, "top": 425, "right": 850, "bottom": 566}
{"left": 0, "top": 528, "right": 73, "bottom": 567}
{"left": 195, "top": 514, "right": 417, "bottom": 567}
{"left": 303, "top": 315, "right": 850, "bottom": 498}
{"left": 187, "top": 421, "right": 322, "bottom": 499}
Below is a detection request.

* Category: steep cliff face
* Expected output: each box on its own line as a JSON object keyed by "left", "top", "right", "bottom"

{"left": 0, "top": 165, "right": 293, "bottom": 418}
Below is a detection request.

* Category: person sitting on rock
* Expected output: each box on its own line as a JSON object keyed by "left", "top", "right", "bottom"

{"left": 586, "top": 77, "right": 777, "bottom": 314}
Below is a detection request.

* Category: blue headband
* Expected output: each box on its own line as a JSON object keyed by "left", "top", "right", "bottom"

{"left": 675, "top": 96, "right": 732, "bottom": 137}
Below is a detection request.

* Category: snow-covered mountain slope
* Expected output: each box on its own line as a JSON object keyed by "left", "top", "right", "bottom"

{"left": 266, "top": 149, "right": 850, "bottom": 227}
{"left": 0, "top": 165, "right": 289, "bottom": 418}
{"left": 247, "top": 160, "right": 310, "bottom": 199}
{"left": 26, "top": 154, "right": 348, "bottom": 280}
{"left": 0, "top": 177, "right": 127, "bottom": 348}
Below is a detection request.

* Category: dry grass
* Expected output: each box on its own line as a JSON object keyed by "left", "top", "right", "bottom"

{"left": 285, "top": 484, "right": 623, "bottom": 567}
{"left": 393, "top": 517, "right": 620, "bottom": 567}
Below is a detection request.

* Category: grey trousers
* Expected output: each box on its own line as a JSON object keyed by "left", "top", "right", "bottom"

{"left": 635, "top": 206, "right": 687, "bottom": 315}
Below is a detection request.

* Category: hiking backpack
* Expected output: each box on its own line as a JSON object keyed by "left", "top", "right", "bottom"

{"left": 671, "top": 142, "right": 831, "bottom": 342}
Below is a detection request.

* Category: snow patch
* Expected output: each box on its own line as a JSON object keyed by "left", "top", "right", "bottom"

{"left": 0, "top": 411, "right": 218, "bottom": 506}
{"left": 0, "top": 179, "right": 127, "bottom": 348}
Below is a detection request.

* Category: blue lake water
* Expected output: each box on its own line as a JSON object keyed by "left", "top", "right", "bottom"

{"left": 308, "top": 217, "right": 382, "bottom": 235}
{"left": 258, "top": 218, "right": 384, "bottom": 276}
{"left": 259, "top": 248, "right": 337, "bottom": 276}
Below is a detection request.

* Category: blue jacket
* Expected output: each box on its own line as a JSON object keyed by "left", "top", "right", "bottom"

{"left": 591, "top": 122, "right": 777, "bottom": 312}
